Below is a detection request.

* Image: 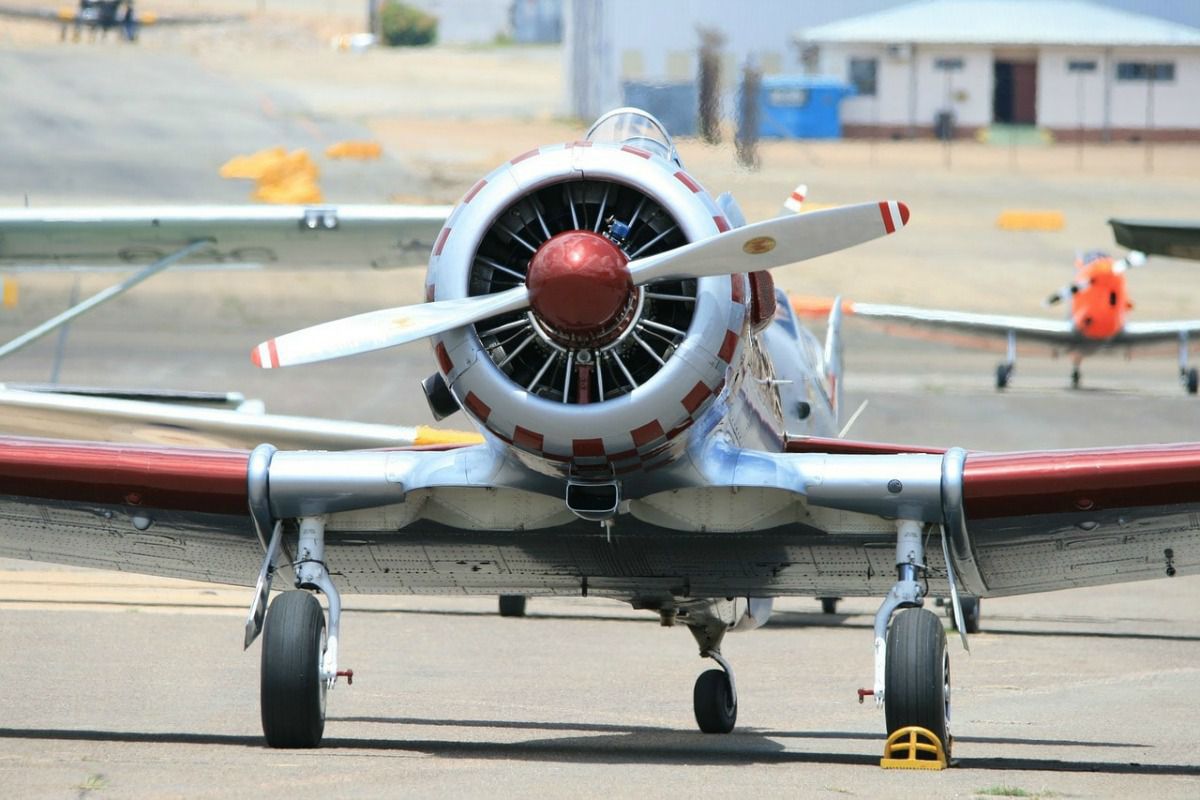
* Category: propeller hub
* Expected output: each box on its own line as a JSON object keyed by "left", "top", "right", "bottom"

{"left": 526, "top": 230, "right": 635, "bottom": 346}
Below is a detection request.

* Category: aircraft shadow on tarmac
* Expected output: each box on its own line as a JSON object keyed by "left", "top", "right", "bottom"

{"left": 765, "top": 611, "right": 1200, "bottom": 643}
{"left": 3, "top": 724, "right": 1190, "bottom": 775}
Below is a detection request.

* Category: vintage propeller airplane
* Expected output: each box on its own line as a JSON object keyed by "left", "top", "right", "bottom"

{"left": 0, "top": 1, "right": 241, "bottom": 41}
{"left": 792, "top": 245, "right": 1200, "bottom": 393}
{"left": 1, "top": 109, "right": 1199, "bottom": 763}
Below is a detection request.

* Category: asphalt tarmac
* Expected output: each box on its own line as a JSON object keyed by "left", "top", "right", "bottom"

{"left": 1, "top": 34, "right": 1199, "bottom": 800}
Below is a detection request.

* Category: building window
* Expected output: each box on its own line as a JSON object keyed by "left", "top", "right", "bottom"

{"left": 1117, "top": 62, "right": 1175, "bottom": 81}
{"left": 1067, "top": 60, "right": 1096, "bottom": 73}
{"left": 934, "top": 57, "right": 964, "bottom": 71}
{"left": 849, "top": 57, "right": 877, "bottom": 95}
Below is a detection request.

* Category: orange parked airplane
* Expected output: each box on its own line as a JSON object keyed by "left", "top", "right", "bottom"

{"left": 793, "top": 244, "right": 1200, "bottom": 393}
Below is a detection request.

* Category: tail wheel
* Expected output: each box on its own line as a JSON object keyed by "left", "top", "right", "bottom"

{"left": 1187, "top": 368, "right": 1198, "bottom": 395}
{"left": 261, "top": 591, "right": 327, "bottom": 748}
{"left": 498, "top": 594, "right": 527, "bottom": 617}
{"left": 693, "top": 668, "right": 737, "bottom": 734}
{"left": 995, "top": 363, "right": 1009, "bottom": 390}
{"left": 885, "top": 608, "right": 950, "bottom": 758}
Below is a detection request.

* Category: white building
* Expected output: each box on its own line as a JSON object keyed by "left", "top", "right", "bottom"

{"left": 800, "top": 0, "right": 1200, "bottom": 140}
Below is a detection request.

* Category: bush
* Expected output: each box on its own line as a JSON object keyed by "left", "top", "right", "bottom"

{"left": 380, "top": 2, "right": 438, "bottom": 47}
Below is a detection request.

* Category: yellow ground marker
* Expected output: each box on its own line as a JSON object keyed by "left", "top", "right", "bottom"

{"left": 219, "top": 147, "right": 287, "bottom": 180}
{"left": 326, "top": 141, "right": 383, "bottom": 160}
{"left": 257, "top": 149, "right": 319, "bottom": 185}
{"left": 414, "top": 426, "right": 485, "bottom": 446}
{"left": 252, "top": 173, "right": 323, "bottom": 204}
{"left": 997, "top": 210, "right": 1065, "bottom": 231}
{"left": 2, "top": 277, "right": 17, "bottom": 309}
{"left": 880, "top": 726, "right": 948, "bottom": 770}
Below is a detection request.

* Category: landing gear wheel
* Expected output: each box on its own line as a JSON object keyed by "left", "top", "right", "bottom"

{"left": 885, "top": 608, "right": 950, "bottom": 759}
{"left": 1187, "top": 368, "right": 1198, "bottom": 395}
{"left": 949, "top": 596, "right": 981, "bottom": 634}
{"left": 498, "top": 595, "right": 527, "bottom": 617}
{"left": 693, "top": 668, "right": 737, "bottom": 734}
{"left": 1071, "top": 368, "right": 1081, "bottom": 389}
{"left": 995, "top": 363, "right": 1011, "bottom": 390}
{"left": 820, "top": 597, "right": 840, "bottom": 614}
{"left": 261, "top": 591, "right": 327, "bottom": 748}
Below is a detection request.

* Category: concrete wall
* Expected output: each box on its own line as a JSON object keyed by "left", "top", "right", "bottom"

{"left": 1038, "top": 47, "right": 1200, "bottom": 132}
{"left": 824, "top": 43, "right": 994, "bottom": 132}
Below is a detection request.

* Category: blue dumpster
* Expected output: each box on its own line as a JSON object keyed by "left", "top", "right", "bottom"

{"left": 755, "top": 76, "right": 855, "bottom": 139}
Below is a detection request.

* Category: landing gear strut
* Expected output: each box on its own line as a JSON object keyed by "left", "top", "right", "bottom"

{"left": 871, "top": 519, "right": 953, "bottom": 759}
{"left": 995, "top": 330, "right": 1016, "bottom": 390}
{"left": 253, "top": 515, "right": 346, "bottom": 748}
{"left": 1180, "top": 332, "right": 1197, "bottom": 395}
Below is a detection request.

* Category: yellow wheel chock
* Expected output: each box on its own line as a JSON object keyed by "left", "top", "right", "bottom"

{"left": 880, "top": 726, "right": 948, "bottom": 770}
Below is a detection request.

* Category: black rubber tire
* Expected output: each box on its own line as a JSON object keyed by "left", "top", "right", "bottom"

{"left": 261, "top": 591, "right": 327, "bottom": 748}
{"left": 1187, "top": 368, "right": 1198, "bottom": 395}
{"left": 693, "top": 668, "right": 737, "bottom": 734}
{"left": 1071, "top": 368, "right": 1081, "bottom": 389}
{"left": 820, "top": 597, "right": 840, "bottom": 615}
{"left": 995, "top": 364, "right": 1009, "bottom": 390}
{"left": 885, "top": 608, "right": 950, "bottom": 758}
{"left": 949, "top": 596, "right": 982, "bottom": 634}
{"left": 498, "top": 595, "right": 527, "bottom": 617}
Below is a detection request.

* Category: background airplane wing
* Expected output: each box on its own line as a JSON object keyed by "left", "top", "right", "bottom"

{"left": 1109, "top": 218, "right": 1200, "bottom": 261}
{"left": 1117, "top": 320, "right": 1200, "bottom": 343}
{"left": 0, "top": 386, "right": 482, "bottom": 450}
{"left": 0, "top": 205, "right": 451, "bottom": 270}
{"left": 0, "top": 5, "right": 243, "bottom": 26}
{"left": 792, "top": 298, "right": 1078, "bottom": 345}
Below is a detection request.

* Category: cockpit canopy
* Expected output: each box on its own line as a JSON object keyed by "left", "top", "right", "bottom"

{"left": 586, "top": 107, "right": 681, "bottom": 166}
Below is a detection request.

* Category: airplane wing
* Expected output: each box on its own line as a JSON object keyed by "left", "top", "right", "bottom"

{"left": 0, "top": 385, "right": 482, "bottom": 450}
{"left": 0, "top": 205, "right": 451, "bottom": 271}
{"left": 0, "top": 5, "right": 243, "bottom": 26}
{"left": 1, "top": 435, "right": 1196, "bottom": 599}
{"left": 1118, "top": 320, "right": 1200, "bottom": 343}
{"left": 1110, "top": 218, "right": 1200, "bottom": 261}
{"left": 793, "top": 297, "right": 1077, "bottom": 345}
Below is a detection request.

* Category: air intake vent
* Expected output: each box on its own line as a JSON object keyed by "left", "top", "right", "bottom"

{"left": 470, "top": 179, "right": 697, "bottom": 404}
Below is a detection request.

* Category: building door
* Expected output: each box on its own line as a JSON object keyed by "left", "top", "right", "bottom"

{"left": 993, "top": 61, "right": 1037, "bottom": 124}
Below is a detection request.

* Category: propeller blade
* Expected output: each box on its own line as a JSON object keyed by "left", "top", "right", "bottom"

{"left": 628, "top": 201, "right": 908, "bottom": 285}
{"left": 1113, "top": 250, "right": 1147, "bottom": 274}
{"left": 251, "top": 286, "right": 531, "bottom": 368}
{"left": 1043, "top": 280, "right": 1090, "bottom": 307}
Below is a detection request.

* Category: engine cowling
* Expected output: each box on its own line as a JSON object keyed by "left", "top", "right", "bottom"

{"left": 427, "top": 139, "right": 747, "bottom": 475}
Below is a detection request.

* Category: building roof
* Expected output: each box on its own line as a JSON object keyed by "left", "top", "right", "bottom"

{"left": 797, "top": 0, "right": 1200, "bottom": 47}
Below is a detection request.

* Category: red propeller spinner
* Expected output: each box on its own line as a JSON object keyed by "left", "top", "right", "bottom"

{"left": 525, "top": 230, "right": 636, "bottom": 346}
